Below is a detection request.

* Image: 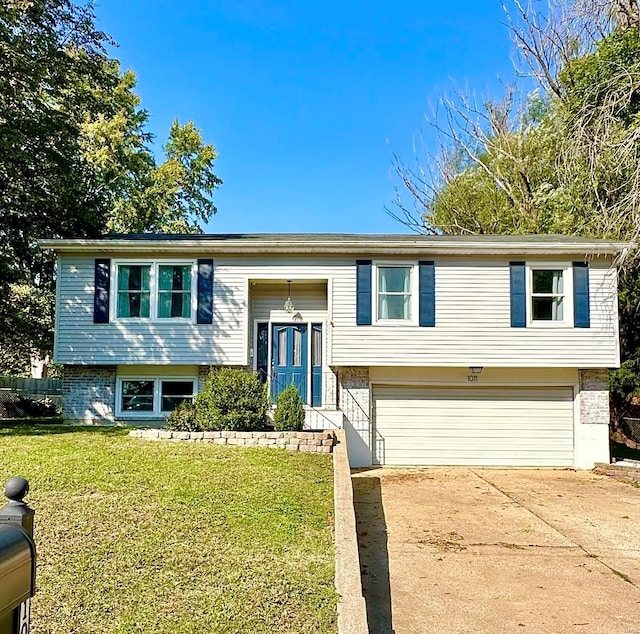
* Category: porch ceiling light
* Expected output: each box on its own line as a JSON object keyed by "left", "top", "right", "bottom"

{"left": 469, "top": 366, "right": 483, "bottom": 374}
{"left": 284, "top": 280, "right": 294, "bottom": 313}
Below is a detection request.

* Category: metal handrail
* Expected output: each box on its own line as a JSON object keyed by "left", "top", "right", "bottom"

{"left": 266, "top": 371, "right": 341, "bottom": 429}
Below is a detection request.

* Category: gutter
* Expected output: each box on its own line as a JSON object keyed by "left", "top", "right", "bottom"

{"left": 37, "top": 237, "right": 633, "bottom": 257}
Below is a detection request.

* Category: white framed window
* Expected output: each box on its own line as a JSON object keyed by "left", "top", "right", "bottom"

{"left": 527, "top": 263, "right": 573, "bottom": 326}
{"left": 117, "top": 377, "right": 196, "bottom": 417}
{"left": 113, "top": 260, "right": 196, "bottom": 321}
{"left": 374, "top": 263, "right": 417, "bottom": 324}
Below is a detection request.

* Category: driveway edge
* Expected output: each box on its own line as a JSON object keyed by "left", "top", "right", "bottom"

{"left": 333, "top": 429, "right": 369, "bottom": 634}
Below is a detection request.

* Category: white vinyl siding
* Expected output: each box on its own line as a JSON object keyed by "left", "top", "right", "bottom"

{"left": 55, "top": 257, "right": 340, "bottom": 366}
{"left": 373, "top": 385, "right": 575, "bottom": 467}
{"left": 56, "top": 257, "right": 249, "bottom": 365}
{"left": 54, "top": 254, "right": 619, "bottom": 368}
{"left": 331, "top": 257, "right": 619, "bottom": 368}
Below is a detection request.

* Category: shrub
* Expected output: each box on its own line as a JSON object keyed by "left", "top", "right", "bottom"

{"left": 610, "top": 359, "right": 640, "bottom": 427}
{"left": 195, "top": 368, "right": 270, "bottom": 431}
{"left": 273, "top": 383, "right": 305, "bottom": 432}
{"left": 1, "top": 395, "right": 60, "bottom": 419}
{"left": 165, "top": 401, "right": 199, "bottom": 431}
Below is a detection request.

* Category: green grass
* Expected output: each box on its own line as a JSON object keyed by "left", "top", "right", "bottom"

{"left": 0, "top": 426, "right": 337, "bottom": 633}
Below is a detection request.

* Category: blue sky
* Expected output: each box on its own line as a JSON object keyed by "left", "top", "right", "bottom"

{"left": 97, "top": 1, "right": 519, "bottom": 234}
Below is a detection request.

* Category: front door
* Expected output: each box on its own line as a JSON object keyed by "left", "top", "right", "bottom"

{"left": 272, "top": 324, "right": 307, "bottom": 403}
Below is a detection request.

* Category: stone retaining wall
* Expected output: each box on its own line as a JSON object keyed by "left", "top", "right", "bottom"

{"left": 594, "top": 462, "right": 640, "bottom": 483}
{"left": 129, "top": 429, "right": 335, "bottom": 453}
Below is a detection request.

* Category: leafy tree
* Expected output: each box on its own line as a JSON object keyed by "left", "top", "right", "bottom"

{"left": 392, "top": 0, "right": 640, "bottom": 423}
{"left": 0, "top": 0, "right": 221, "bottom": 375}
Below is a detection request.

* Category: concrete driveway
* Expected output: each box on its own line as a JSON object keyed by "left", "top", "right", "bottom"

{"left": 353, "top": 468, "right": 640, "bottom": 634}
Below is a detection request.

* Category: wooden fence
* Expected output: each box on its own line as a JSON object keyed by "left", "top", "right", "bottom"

{"left": 0, "top": 377, "right": 62, "bottom": 419}
{"left": 0, "top": 377, "right": 62, "bottom": 395}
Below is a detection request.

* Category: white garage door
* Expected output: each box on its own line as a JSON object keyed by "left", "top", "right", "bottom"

{"left": 372, "top": 386, "right": 575, "bottom": 467}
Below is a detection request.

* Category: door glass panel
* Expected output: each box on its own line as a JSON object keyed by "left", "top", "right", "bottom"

{"left": 293, "top": 328, "right": 302, "bottom": 366}
{"left": 256, "top": 323, "right": 269, "bottom": 382}
{"left": 277, "top": 329, "right": 287, "bottom": 366}
{"left": 312, "top": 326, "right": 322, "bottom": 367}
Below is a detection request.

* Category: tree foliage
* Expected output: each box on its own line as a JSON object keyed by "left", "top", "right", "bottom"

{"left": 0, "top": 0, "right": 221, "bottom": 375}
{"left": 392, "top": 0, "right": 640, "bottom": 421}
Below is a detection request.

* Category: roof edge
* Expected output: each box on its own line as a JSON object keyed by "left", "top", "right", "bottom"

{"left": 37, "top": 234, "right": 634, "bottom": 256}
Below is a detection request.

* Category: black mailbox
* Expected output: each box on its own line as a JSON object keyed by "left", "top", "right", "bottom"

{"left": 0, "top": 477, "right": 36, "bottom": 634}
{"left": 0, "top": 524, "right": 35, "bottom": 616}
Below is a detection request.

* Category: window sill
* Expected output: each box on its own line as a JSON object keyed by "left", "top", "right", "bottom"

{"left": 116, "top": 413, "right": 165, "bottom": 419}
{"left": 527, "top": 321, "right": 572, "bottom": 328}
{"left": 113, "top": 318, "right": 196, "bottom": 324}
{"left": 372, "top": 320, "right": 420, "bottom": 327}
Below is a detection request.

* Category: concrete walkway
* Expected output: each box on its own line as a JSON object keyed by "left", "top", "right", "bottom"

{"left": 353, "top": 468, "right": 640, "bottom": 634}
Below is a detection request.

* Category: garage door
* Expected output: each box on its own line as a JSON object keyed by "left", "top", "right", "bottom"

{"left": 372, "top": 386, "right": 574, "bottom": 467}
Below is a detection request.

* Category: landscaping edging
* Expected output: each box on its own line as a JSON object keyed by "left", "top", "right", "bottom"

{"left": 129, "top": 428, "right": 335, "bottom": 454}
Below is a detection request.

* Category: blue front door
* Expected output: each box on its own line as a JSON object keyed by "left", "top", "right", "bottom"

{"left": 272, "top": 324, "right": 307, "bottom": 403}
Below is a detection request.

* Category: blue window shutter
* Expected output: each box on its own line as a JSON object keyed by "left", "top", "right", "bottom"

{"left": 93, "top": 259, "right": 110, "bottom": 324}
{"left": 510, "top": 261, "right": 526, "bottom": 328}
{"left": 197, "top": 259, "right": 214, "bottom": 324}
{"left": 418, "top": 261, "right": 435, "bottom": 327}
{"left": 573, "top": 262, "right": 590, "bottom": 328}
{"left": 356, "top": 260, "right": 372, "bottom": 325}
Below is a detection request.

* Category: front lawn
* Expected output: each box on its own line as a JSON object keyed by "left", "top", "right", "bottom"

{"left": 0, "top": 427, "right": 337, "bottom": 633}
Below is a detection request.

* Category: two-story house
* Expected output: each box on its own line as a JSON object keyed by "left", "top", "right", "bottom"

{"left": 40, "top": 233, "right": 630, "bottom": 468}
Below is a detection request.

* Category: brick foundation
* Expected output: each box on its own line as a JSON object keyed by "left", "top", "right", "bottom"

{"left": 579, "top": 369, "right": 610, "bottom": 425}
{"left": 63, "top": 365, "right": 116, "bottom": 423}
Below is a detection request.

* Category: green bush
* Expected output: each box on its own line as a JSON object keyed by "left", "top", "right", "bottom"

{"left": 273, "top": 383, "right": 306, "bottom": 432}
{"left": 610, "top": 359, "right": 640, "bottom": 427}
{"left": 164, "top": 401, "right": 200, "bottom": 431}
{"left": 195, "top": 368, "right": 270, "bottom": 431}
